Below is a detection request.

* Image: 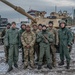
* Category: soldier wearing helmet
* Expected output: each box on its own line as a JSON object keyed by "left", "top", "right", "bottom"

{"left": 58, "top": 20, "right": 73, "bottom": 69}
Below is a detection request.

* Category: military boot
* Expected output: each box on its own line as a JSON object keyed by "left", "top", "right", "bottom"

{"left": 7, "top": 67, "right": 13, "bottom": 72}
{"left": 58, "top": 61, "right": 64, "bottom": 66}
{"left": 47, "top": 64, "right": 52, "bottom": 69}
{"left": 52, "top": 62, "right": 56, "bottom": 67}
{"left": 30, "top": 64, "right": 35, "bottom": 69}
{"left": 66, "top": 62, "right": 70, "bottom": 69}
{"left": 22, "top": 60, "right": 24, "bottom": 63}
{"left": 24, "top": 65, "right": 28, "bottom": 69}
{"left": 5, "top": 57, "right": 8, "bottom": 63}
{"left": 5, "top": 60, "right": 8, "bottom": 63}
{"left": 14, "top": 63, "right": 18, "bottom": 68}
{"left": 38, "top": 65, "right": 42, "bottom": 70}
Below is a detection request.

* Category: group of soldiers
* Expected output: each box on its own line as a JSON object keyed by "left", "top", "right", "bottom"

{"left": 3, "top": 20, "right": 73, "bottom": 72}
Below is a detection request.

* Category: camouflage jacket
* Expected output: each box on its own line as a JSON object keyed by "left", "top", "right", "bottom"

{"left": 19, "top": 29, "right": 25, "bottom": 46}
{"left": 47, "top": 27, "right": 59, "bottom": 45}
{"left": 21, "top": 31, "right": 36, "bottom": 47}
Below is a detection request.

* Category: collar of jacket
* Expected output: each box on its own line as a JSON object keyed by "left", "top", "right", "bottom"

{"left": 11, "top": 28, "right": 16, "bottom": 30}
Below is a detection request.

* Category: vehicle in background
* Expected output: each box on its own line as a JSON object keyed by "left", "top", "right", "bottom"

{"left": 0, "top": 15, "right": 8, "bottom": 44}
{"left": 70, "top": 27, "right": 75, "bottom": 34}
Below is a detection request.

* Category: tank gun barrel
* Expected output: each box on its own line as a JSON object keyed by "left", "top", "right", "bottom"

{"left": 0, "top": 0, "right": 36, "bottom": 23}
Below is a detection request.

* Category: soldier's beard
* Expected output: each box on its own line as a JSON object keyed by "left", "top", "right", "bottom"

{"left": 42, "top": 29, "right": 46, "bottom": 32}
{"left": 26, "top": 30, "right": 30, "bottom": 32}
{"left": 33, "top": 29, "right": 37, "bottom": 31}
{"left": 49, "top": 26, "right": 53, "bottom": 29}
{"left": 7, "top": 27, "right": 10, "bottom": 29}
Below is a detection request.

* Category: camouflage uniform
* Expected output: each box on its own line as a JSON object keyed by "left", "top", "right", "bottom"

{"left": 19, "top": 28, "right": 25, "bottom": 62}
{"left": 21, "top": 31, "right": 36, "bottom": 67}
{"left": 32, "top": 29, "right": 39, "bottom": 61}
{"left": 3, "top": 28, "right": 10, "bottom": 63}
{"left": 3, "top": 29, "right": 9, "bottom": 62}
{"left": 3, "top": 23, "right": 11, "bottom": 63}
{"left": 48, "top": 27, "right": 58, "bottom": 66}
{"left": 4, "top": 43, "right": 9, "bottom": 63}
{"left": 1, "top": 29, "right": 6, "bottom": 44}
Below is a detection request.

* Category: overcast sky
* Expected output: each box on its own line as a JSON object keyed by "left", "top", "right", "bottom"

{"left": 0, "top": 0, "right": 75, "bottom": 23}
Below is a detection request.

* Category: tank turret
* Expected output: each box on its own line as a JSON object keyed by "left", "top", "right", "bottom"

{"left": 0, "top": 0, "right": 72, "bottom": 27}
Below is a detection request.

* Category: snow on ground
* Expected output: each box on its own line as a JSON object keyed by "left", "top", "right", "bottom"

{"left": 0, "top": 45, "right": 75, "bottom": 75}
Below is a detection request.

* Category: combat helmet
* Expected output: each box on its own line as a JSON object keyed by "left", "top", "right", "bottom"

{"left": 59, "top": 20, "right": 67, "bottom": 26}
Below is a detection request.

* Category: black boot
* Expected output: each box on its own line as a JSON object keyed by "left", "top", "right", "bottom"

{"left": 22, "top": 60, "right": 24, "bottom": 63}
{"left": 38, "top": 65, "right": 42, "bottom": 70}
{"left": 66, "top": 62, "right": 70, "bottom": 69}
{"left": 5, "top": 60, "right": 8, "bottom": 63}
{"left": 47, "top": 64, "right": 52, "bottom": 69}
{"left": 7, "top": 67, "right": 13, "bottom": 72}
{"left": 58, "top": 61, "right": 64, "bottom": 66}
{"left": 14, "top": 63, "right": 18, "bottom": 68}
{"left": 52, "top": 62, "right": 56, "bottom": 67}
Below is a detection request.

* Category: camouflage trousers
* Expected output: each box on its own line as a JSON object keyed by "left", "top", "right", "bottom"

{"left": 24, "top": 47, "right": 34, "bottom": 66}
{"left": 34, "top": 43, "right": 39, "bottom": 61}
{"left": 22, "top": 47, "right": 24, "bottom": 62}
{"left": 50, "top": 44, "right": 56, "bottom": 66}
{"left": 4, "top": 46, "right": 9, "bottom": 62}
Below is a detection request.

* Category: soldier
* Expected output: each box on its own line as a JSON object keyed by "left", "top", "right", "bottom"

{"left": 58, "top": 20, "right": 72, "bottom": 69}
{"left": 37, "top": 25, "right": 53, "bottom": 69}
{"left": 21, "top": 25, "right": 36, "bottom": 69}
{"left": 37, "top": 24, "right": 46, "bottom": 64}
{"left": 4, "top": 22, "right": 19, "bottom": 72}
{"left": 32, "top": 24, "right": 39, "bottom": 62}
{"left": 1, "top": 23, "right": 11, "bottom": 44}
{"left": 37, "top": 24, "right": 42, "bottom": 32}
{"left": 3, "top": 23, "right": 11, "bottom": 63}
{"left": 19, "top": 24, "right": 26, "bottom": 62}
{"left": 69, "top": 30, "right": 74, "bottom": 53}
{"left": 48, "top": 21, "right": 59, "bottom": 67}
{"left": 36, "top": 24, "right": 43, "bottom": 61}
{"left": 32, "top": 24, "right": 38, "bottom": 34}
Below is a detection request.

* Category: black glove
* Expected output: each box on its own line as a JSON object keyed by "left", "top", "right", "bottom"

{"left": 6, "top": 46, "right": 9, "bottom": 49}
{"left": 19, "top": 46, "right": 22, "bottom": 49}
{"left": 54, "top": 45, "right": 59, "bottom": 48}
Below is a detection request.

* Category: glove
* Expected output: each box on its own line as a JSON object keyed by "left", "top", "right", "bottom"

{"left": 19, "top": 46, "right": 22, "bottom": 49}
{"left": 55, "top": 45, "right": 59, "bottom": 48}
{"left": 69, "top": 47, "right": 72, "bottom": 53}
{"left": 6, "top": 46, "right": 9, "bottom": 49}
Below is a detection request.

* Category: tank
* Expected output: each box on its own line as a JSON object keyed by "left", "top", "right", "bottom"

{"left": 0, "top": 0, "right": 72, "bottom": 28}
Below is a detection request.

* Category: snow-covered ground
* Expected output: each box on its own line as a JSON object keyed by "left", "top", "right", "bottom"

{"left": 0, "top": 45, "right": 75, "bottom": 75}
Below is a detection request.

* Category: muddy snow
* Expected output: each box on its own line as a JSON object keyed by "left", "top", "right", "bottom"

{"left": 0, "top": 45, "right": 75, "bottom": 75}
